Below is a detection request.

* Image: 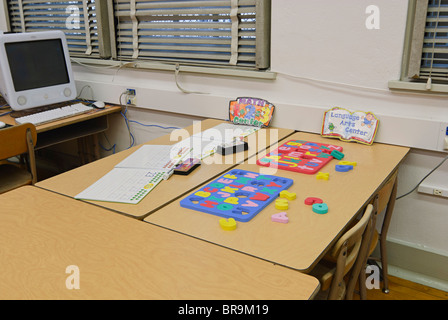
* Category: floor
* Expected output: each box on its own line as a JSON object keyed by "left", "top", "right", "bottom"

{"left": 357, "top": 276, "right": 448, "bottom": 300}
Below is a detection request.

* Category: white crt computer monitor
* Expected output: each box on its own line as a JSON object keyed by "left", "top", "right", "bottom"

{"left": 0, "top": 30, "right": 77, "bottom": 111}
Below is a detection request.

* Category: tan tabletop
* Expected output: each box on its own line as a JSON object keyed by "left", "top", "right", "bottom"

{"left": 145, "top": 132, "right": 410, "bottom": 273}
{"left": 0, "top": 186, "right": 320, "bottom": 300}
{"left": 36, "top": 119, "right": 294, "bottom": 219}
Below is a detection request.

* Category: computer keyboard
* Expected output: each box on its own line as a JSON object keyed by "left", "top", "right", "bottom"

{"left": 15, "top": 103, "right": 94, "bottom": 126}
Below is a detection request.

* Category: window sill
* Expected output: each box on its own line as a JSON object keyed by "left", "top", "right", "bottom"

{"left": 388, "top": 80, "right": 448, "bottom": 95}
{"left": 70, "top": 58, "right": 277, "bottom": 80}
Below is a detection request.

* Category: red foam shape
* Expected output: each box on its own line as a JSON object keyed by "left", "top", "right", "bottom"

{"left": 250, "top": 193, "right": 270, "bottom": 201}
{"left": 304, "top": 197, "right": 323, "bottom": 205}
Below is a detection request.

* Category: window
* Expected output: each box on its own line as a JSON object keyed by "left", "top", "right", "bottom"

{"left": 391, "top": 0, "right": 448, "bottom": 91}
{"left": 6, "top": 0, "right": 271, "bottom": 71}
{"left": 417, "top": 0, "right": 448, "bottom": 81}
{"left": 407, "top": 0, "right": 448, "bottom": 82}
{"left": 113, "top": 0, "right": 270, "bottom": 69}
{"left": 6, "top": 0, "right": 110, "bottom": 58}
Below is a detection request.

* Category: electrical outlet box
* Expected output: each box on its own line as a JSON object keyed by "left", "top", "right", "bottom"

{"left": 126, "top": 88, "right": 136, "bottom": 105}
{"left": 127, "top": 96, "right": 137, "bottom": 105}
{"left": 418, "top": 184, "right": 448, "bottom": 198}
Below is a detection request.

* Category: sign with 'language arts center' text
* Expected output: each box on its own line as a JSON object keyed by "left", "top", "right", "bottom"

{"left": 321, "top": 107, "right": 379, "bottom": 145}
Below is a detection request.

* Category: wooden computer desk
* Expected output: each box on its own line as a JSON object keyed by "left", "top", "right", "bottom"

{"left": 36, "top": 119, "right": 294, "bottom": 219}
{"left": 0, "top": 186, "right": 320, "bottom": 300}
{"left": 0, "top": 104, "right": 122, "bottom": 163}
{"left": 145, "top": 131, "right": 410, "bottom": 273}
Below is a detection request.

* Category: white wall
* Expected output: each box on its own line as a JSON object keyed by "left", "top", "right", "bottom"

{"left": 74, "top": 0, "right": 448, "bottom": 151}
{"left": 2, "top": 1, "right": 447, "bottom": 286}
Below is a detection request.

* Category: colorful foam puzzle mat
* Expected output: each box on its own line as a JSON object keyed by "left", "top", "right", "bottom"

{"left": 257, "top": 140, "right": 343, "bottom": 174}
{"left": 180, "top": 169, "right": 294, "bottom": 222}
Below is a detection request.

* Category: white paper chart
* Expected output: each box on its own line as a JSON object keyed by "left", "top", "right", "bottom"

{"left": 75, "top": 168, "right": 164, "bottom": 204}
{"left": 115, "top": 144, "right": 191, "bottom": 171}
{"left": 74, "top": 123, "right": 260, "bottom": 205}
{"left": 173, "top": 137, "right": 221, "bottom": 159}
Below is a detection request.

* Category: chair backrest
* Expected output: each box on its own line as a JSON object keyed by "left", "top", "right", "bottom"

{"left": 345, "top": 196, "right": 379, "bottom": 300}
{"left": 0, "top": 123, "right": 37, "bottom": 161}
{"left": 330, "top": 203, "right": 373, "bottom": 269}
{"left": 0, "top": 123, "right": 37, "bottom": 184}
{"left": 321, "top": 203, "right": 374, "bottom": 299}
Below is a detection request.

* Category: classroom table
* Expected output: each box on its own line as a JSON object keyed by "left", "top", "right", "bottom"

{"left": 145, "top": 131, "right": 410, "bottom": 273}
{"left": 36, "top": 119, "right": 294, "bottom": 219}
{"left": 0, "top": 186, "right": 320, "bottom": 300}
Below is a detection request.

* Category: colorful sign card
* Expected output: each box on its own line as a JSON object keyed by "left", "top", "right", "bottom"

{"left": 321, "top": 107, "right": 379, "bottom": 145}
{"left": 257, "top": 140, "right": 343, "bottom": 174}
{"left": 229, "top": 97, "right": 275, "bottom": 128}
{"left": 180, "top": 169, "right": 293, "bottom": 222}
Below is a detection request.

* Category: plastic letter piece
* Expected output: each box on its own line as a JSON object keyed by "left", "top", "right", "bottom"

{"left": 304, "top": 197, "right": 323, "bottom": 205}
{"left": 330, "top": 150, "right": 345, "bottom": 160}
{"left": 335, "top": 165, "right": 353, "bottom": 172}
{"left": 271, "top": 212, "right": 289, "bottom": 224}
{"left": 279, "top": 190, "right": 297, "bottom": 201}
{"left": 250, "top": 193, "right": 270, "bottom": 201}
{"left": 201, "top": 201, "right": 218, "bottom": 208}
{"left": 316, "top": 172, "right": 330, "bottom": 180}
{"left": 224, "top": 197, "right": 239, "bottom": 205}
{"left": 339, "top": 161, "right": 357, "bottom": 167}
{"left": 219, "top": 218, "right": 237, "bottom": 231}
{"left": 267, "top": 181, "right": 282, "bottom": 188}
{"left": 312, "top": 203, "right": 329, "bottom": 214}
{"left": 195, "top": 191, "right": 211, "bottom": 198}
{"left": 275, "top": 198, "right": 289, "bottom": 210}
{"left": 216, "top": 203, "right": 233, "bottom": 211}
{"left": 242, "top": 200, "right": 258, "bottom": 207}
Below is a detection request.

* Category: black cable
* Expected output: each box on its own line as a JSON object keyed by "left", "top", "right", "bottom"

{"left": 396, "top": 154, "right": 448, "bottom": 200}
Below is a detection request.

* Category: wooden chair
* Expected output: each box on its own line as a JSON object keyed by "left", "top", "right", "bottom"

{"left": 310, "top": 202, "right": 376, "bottom": 300}
{"left": 345, "top": 195, "right": 379, "bottom": 300}
{"left": 0, "top": 123, "right": 37, "bottom": 194}
{"left": 359, "top": 171, "right": 399, "bottom": 295}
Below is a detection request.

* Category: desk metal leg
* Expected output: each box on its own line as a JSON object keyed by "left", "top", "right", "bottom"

{"left": 378, "top": 177, "right": 398, "bottom": 294}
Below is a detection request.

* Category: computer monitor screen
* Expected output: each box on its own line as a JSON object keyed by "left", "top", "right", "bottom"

{"left": 6, "top": 39, "right": 70, "bottom": 92}
{"left": 0, "top": 31, "right": 77, "bottom": 111}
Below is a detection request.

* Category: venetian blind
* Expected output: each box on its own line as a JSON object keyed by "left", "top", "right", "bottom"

{"left": 113, "top": 0, "right": 271, "bottom": 69}
{"left": 409, "top": 0, "right": 448, "bottom": 82}
{"left": 7, "top": 0, "right": 102, "bottom": 57}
